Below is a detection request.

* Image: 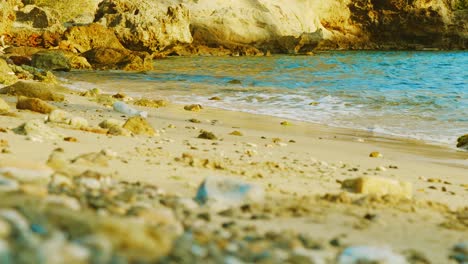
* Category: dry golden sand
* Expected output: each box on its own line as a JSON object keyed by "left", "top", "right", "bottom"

{"left": 0, "top": 92, "right": 467, "bottom": 262}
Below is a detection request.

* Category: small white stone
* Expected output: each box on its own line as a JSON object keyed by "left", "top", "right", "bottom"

{"left": 376, "top": 166, "right": 387, "bottom": 172}
{"left": 45, "top": 195, "right": 81, "bottom": 211}
{"left": 79, "top": 178, "right": 101, "bottom": 189}
{"left": 101, "top": 148, "right": 118, "bottom": 158}
{"left": 48, "top": 109, "right": 71, "bottom": 124}
{"left": 69, "top": 117, "right": 88, "bottom": 129}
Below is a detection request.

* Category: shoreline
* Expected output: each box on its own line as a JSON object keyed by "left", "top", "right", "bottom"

{"left": 56, "top": 70, "right": 467, "bottom": 153}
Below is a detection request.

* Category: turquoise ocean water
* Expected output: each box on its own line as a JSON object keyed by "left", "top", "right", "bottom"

{"left": 59, "top": 51, "right": 468, "bottom": 147}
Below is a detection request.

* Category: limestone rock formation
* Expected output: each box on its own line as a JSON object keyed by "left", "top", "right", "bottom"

{"left": 0, "top": 59, "right": 18, "bottom": 85}
{"left": 31, "top": 50, "right": 71, "bottom": 71}
{"left": 185, "top": 0, "right": 326, "bottom": 53}
{"left": 23, "top": 0, "right": 100, "bottom": 24}
{"left": 82, "top": 48, "right": 153, "bottom": 71}
{"left": 0, "top": 0, "right": 16, "bottom": 36}
{"left": 61, "top": 23, "right": 126, "bottom": 53}
{"left": 94, "top": 0, "right": 192, "bottom": 52}
{"left": 0, "top": 81, "right": 67, "bottom": 101}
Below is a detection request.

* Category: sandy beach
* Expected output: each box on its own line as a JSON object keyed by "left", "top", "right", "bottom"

{"left": 0, "top": 86, "right": 466, "bottom": 263}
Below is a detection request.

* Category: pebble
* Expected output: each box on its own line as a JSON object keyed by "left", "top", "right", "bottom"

{"left": 369, "top": 151, "right": 383, "bottom": 158}
{"left": 189, "top": 118, "right": 201, "bottom": 123}
{"left": 342, "top": 176, "right": 412, "bottom": 199}
{"left": 80, "top": 88, "right": 101, "bottom": 97}
{"left": 230, "top": 130, "right": 243, "bottom": 136}
{"left": 69, "top": 116, "right": 88, "bottom": 129}
{"left": 64, "top": 136, "right": 78, "bottom": 142}
{"left": 133, "top": 98, "right": 168, "bottom": 108}
{"left": 451, "top": 241, "right": 468, "bottom": 264}
{"left": 0, "top": 176, "right": 19, "bottom": 192}
{"left": 14, "top": 119, "right": 62, "bottom": 141}
{"left": 45, "top": 195, "right": 81, "bottom": 210}
{"left": 0, "top": 158, "right": 53, "bottom": 183}
{"left": 0, "top": 98, "right": 10, "bottom": 113}
{"left": 48, "top": 109, "right": 72, "bottom": 124}
{"left": 198, "top": 130, "right": 217, "bottom": 140}
{"left": 338, "top": 246, "right": 406, "bottom": 264}
{"left": 184, "top": 104, "right": 203, "bottom": 112}
{"left": 280, "top": 121, "right": 291, "bottom": 126}
{"left": 16, "top": 96, "right": 55, "bottom": 114}
{"left": 376, "top": 166, "right": 387, "bottom": 172}
{"left": 122, "top": 116, "right": 156, "bottom": 136}
{"left": 107, "top": 125, "right": 132, "bottom": 136}
{"left": 99, "top": 118, "right": 124, "bottom": 129}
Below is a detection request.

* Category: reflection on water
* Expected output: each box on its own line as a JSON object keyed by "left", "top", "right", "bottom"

{"left": 57, "top": 51, "right": 468, "bottom": 146}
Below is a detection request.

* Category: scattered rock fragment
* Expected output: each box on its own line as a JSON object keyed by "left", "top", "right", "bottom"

{"left": 48, "top": 109, "right": 72, "bottom": 124}
{"left": 209, "top": 96, "right": 222, "bottom": 101}
{"left": 14, "top": 119, "right": 62, "bottom": 141}
{"left": 0, "top": 158, "right": 53, "bottom": 183}
{"left": 456, "top": 134, "right": 468, "bottom": 150}
{"left": 198, "top": 130, "right": 217, "bottom": 140}
{"left": 69, "top": 117, "right": 89, "bottom": 129}
{"left": 0, "top": 81, "right": 66, "bottom": 101}
{"left": 107, "top": 125, "right": 132, "bottom": 136}
{"left": 227, "top": 79, "right": 242, "bottom": 84}
{"left": 230, "top": 130, "right": 243, "bottom": 136}
{"left": 72, "top": 150, "right": 114, "bottom": 167}
{"left": 123, "top": 117, "right": 156, "bottom": 136}
{"left": 342, "top": 176, "right": 412, "bottom": 199}
{"left": 31, "top": 50, "right": 71, "bottom": 72}
{"left": 338, "top": 246, "right": 406, "bottom": 264}
{"left": 0, "top": 176, "right": 20, "bottom": 192}
{"left": 451, "top": 241, "right": 468, "bottom": 264}
{"left": 0, "top": 59, "right": 18, "bottom": 85}
{"left": 80, "top": 88, "right": 100, "bottom": 97}
{"left": 184, "top": 104, "right": 203, "bottom": 112}
{"left": 99, "top": 119, "right": 124, "bottom": 129}
{"left": 0, "top": 140, "right": 8, "bottom": 148}
{"left": 0, "top": 98, "right": 10, "bottom": 113}
{"left": 64, "top": 137, "right": 78, "bottom": 142}
{"left": 112, "top": 92, "right": 129, "bottom": 100}
{"left": 280, "top": 121, "right": 291, "bottom": 126}
{"left": 133, "top": 98, "right": 168, "bottom": 108}
{"left": 195, "top": 176, "right": 264, "bottom": 210}
{"left": 369, "top": 151, "right": 383, "bottom": 158}
{"left": 16, "top": 96, "right": 55, "bottom": 114}
{"left": 188, "top": 118, "right": 201, "bottom": 123}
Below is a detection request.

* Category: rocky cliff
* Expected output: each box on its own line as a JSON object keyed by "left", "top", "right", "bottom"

{"left": 1, "top": 0, "right": 467, "bottom": 69}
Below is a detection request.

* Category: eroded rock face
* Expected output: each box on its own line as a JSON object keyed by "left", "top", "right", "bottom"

{"left": 23, "top": 0, "right": 100, "bottom": 24}
{"left": 0, "top": 81, "right": 67, "bottom": 101}
{"left": 61, "top": 23, "right": 126, "bottom": 53}
{"left": 94, "top": 0, "right": 192, "bottom": 52}
{"left": 318, "top": 0, "right": 468, "bottom": 50}
{"left": 186, "top": 0, "right": 325, "bottom": 53}
{"left": 31, "top": 50, "right": 71, "bottom": 71}
{"left": 0, "top": 0, "right": 16, "bottom": 35}
{"left": 0, "top": 59, "right": 18, "bottom": 85}
{"left": 82, "top": 48, "right": 153, "bottom": 71}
